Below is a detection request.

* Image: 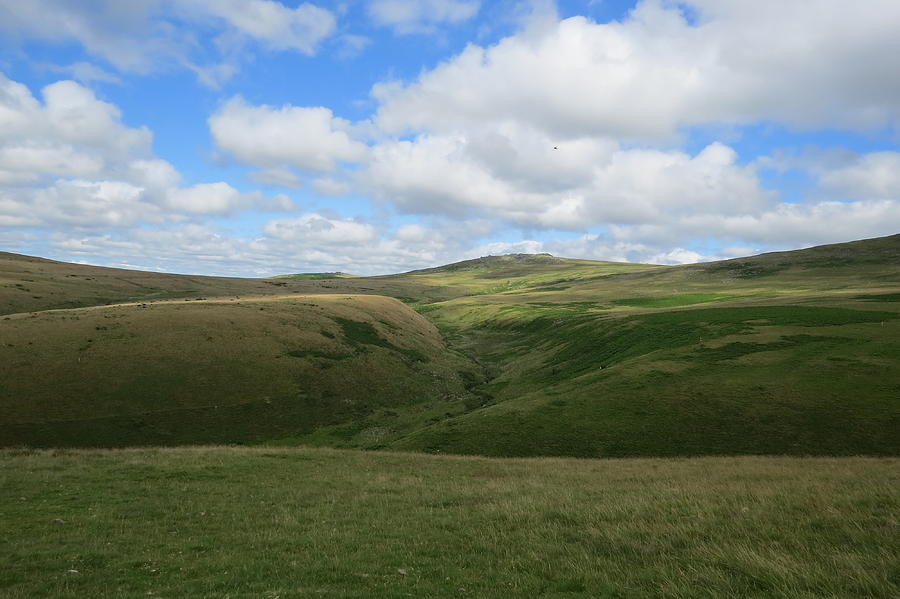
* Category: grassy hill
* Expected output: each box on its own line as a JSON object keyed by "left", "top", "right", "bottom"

{"left": 385, "top": 236, "right": 900, "bottom": 456}
{"left": 1, "top": 234, "right": 898, "bottom": 455}
{"left": 0, "top": 295, "right": 482, "bottom": 447}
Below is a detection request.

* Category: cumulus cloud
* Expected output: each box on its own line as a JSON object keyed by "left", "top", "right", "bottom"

{"left": 0, "top": 0, "right": 338, "bottom": 82}
{"left": 362, "top": 131, "right": 767, "bottom": 230}
{"left": 263, "top": 213, "right": 377, "bottom": 244}
{"left": 348, "top": 1, "right": 900, "bottom": 263}
{"left": 191, "top": 0, "right": 336, "bottom": 54}
{"left": 374, "top": 0, "right": 900, "bottom": 140}
{"left": 0, "top": 1, "right": 169, "bottom": 73}
{"left": 0, "top": 73, "right": 290, "bottom": 229}
{"left": 368, "top": 0, "right": 480, "bottom": 34}
{"left": 166, "top": 182, "right": 267, "bottom": 215}
{"left": 0, "top": 74, "right": 151, "bottom": 159}
{"left": 42, "top": 214, "right": 501, "bottom": 277}
{"left": 0, "top": 179, "right": 164, "bottom": 228}
{"left": 7, "top": 3, "right": 900, "bottom": 276}
{"left": 819, "top": 152, "right": 900, "bottom": 200}
{"left": 603, "top": 199, "right": 900, "bottom": 250}
{"left": 311, "top": 177, "right": 352, "bottom": 197}
{"left": 209, "top": 97, "right": 369, "bottom": 176}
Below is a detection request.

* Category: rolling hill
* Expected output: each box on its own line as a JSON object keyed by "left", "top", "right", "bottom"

{"left": 1, "top": 234, "right": 898, "bottom": 455}
{"left": 0, "top": 294, "right": 482, "bottom": 447}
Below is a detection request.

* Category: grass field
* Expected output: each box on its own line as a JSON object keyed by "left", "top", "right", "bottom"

{"left": 2, "top": 447, "right": 898, "bottom": 599}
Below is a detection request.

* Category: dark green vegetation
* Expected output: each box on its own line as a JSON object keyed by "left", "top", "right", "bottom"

{"left": 2, "top": 447, "right": 898, "bottom": 599}
{"left": 2, "top": 234, "right": 899, "bottom": 455}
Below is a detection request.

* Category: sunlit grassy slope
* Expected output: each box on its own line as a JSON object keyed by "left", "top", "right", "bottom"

{"left": 0, "top": 295, "right": 482, "bottom": 447}
{"left": 2, "top": 235, "right": 898, "bottom": 455}
{"left": 2, "top": 447, "right": 897, "bottom": 599}
{"left": 383, "top": 236, "right": 900, "bottom": 456}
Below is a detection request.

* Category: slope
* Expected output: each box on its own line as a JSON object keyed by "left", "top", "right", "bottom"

{"left": 386, "top": 235, "right": 900, "bottom": 456}
{"left": 0, "top": 252, "right": 455, "bottom": 315}
{"left": 0, "top": 294, "right": 483, "bottom": 447}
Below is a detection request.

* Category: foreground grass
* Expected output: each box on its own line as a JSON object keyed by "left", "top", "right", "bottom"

{"left": 2, "top": 448, "right": 898, "bottom": 598}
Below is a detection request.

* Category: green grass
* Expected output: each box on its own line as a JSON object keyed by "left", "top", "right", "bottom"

{"left": 611, "top": 292, "right": 740, "bottom": 308}
{"left": 1, "top": 447, "right": 897, "bottom": 599}
{"left": 857, "top": 292, "right": 900, "bottom": 302}
{"left": 400, "top": 300, "right": 900, "bottom": 457}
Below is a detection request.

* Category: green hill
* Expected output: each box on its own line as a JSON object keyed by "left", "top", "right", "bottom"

{"left": 0, "top": 295, "right": 482, "bottom": 447}
{"left": 386, "top": 235, "right": 900, "bottom": 456}
{"left": 1, "top": 234, "right": 898, "bottom": 455}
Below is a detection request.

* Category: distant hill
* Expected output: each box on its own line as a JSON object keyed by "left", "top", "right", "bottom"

{"left": 274, "top": 272, "right": 358, "bottom": 280}
{"left": 2, "top": 234, "right": 898, "bottom": 455}
{"left": 0, "top": 251, "right": 298, "bottom": 315}
{"left": 406, "top": 252, "right": 571, "bottom": 274}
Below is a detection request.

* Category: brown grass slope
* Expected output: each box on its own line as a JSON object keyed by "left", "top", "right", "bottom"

{"left": 0, "top": 252, "right": 449, "bottom": 316}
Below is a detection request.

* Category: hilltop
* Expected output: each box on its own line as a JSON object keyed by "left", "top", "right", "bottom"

{"left": 1, "top": 234, "right": 898, "bottom": 455}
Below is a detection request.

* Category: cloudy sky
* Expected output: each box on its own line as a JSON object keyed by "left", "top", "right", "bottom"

{"left": 1, "top": 0, "right": 898, "bottom": 276}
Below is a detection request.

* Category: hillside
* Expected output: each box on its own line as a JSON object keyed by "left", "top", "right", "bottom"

{"left": 0, "top": 295, "right": 482, "bottom": 447}
{"left": 384, "top": 235, "right": 900, "bottom": 456}
{"left": 1, "top": 234, "right": 899, "bottom": 455}
{"left": 0, "top": 251, "right": 459, "bottom": 315}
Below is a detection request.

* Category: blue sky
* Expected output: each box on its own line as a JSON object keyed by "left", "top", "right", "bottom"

{"left": 1, "top": 0, "right": 898, "bottom": 276}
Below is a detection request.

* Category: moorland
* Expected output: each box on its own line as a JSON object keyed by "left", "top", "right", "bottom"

{"left": 2, "top": 234, "right": 899, "bottom": 456}
{"left": 1, "top": 235, "right": 898, "bottom": 598}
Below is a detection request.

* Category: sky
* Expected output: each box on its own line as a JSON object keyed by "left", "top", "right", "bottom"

{"left": 0, "top": 0, "right": 899, "bottom": 276}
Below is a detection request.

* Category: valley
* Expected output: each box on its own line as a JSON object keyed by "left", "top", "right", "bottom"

{"left": 2, "top": 235, "right": 898, "bottom": 456}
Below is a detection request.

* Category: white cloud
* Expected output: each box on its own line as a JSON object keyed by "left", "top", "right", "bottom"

{"left": 0, "top": 179, "right": 163, "bottom": 228}
{"left": 0, "top": 0, "right": 184, "bottom": 74}
{"left": 363, "top": 132, "right": 767, "bottom": 230}
{"left": 0, "top": 0, "right": 338, "bottom": 82}
{"left": 128, "top": 159, "right": 182, "bottom": 190}
{"left": 0, "top": 73, "right": 289, "bottom": 229}
{"left": 209, "top": 97, "right": 369, "bottom": 175}
{"left": 819, "top": 152, "right": 900, "bottom": 200}
{"left": 394, "top": 223, "right": 430, "bottom": 243}
{"left": 0, "top": 75, "right": 152, "bottom": 158}
{"left": 264, "top": 213, "right": 377, "bottom": 244}
{"left": 0, "top": 144, "right": 105, "bottom": 183}
{"left": 709, "top": 200, "right": 900, "bottom": 247}
{"left": 374, "top": 1, "right": 900, "bottom": 140}
{"left": 648, "top": 248, "right": 704, "bottom": 265}
{"left": 40, "top": 213, "right": 502, "bottom": 276}
{"left": 49, "top": 62, "right": 123, "bottom": 85}
{"left": 250, "top": 167, "right": 303, "bottom": 189}
{"left": 167, "top": 182, "right": 253, "bottom": 215}
{"left": 605, "top": 199, "right": 900, "bottom": 249}
{"left": 311, "top": 177, "right": 352, "bottom": 197}
{"left": 188, "top": 0, "right": 336, "bottom": 54}
{"left": 368, "top": 0, "right": 480, "bottom": 34}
